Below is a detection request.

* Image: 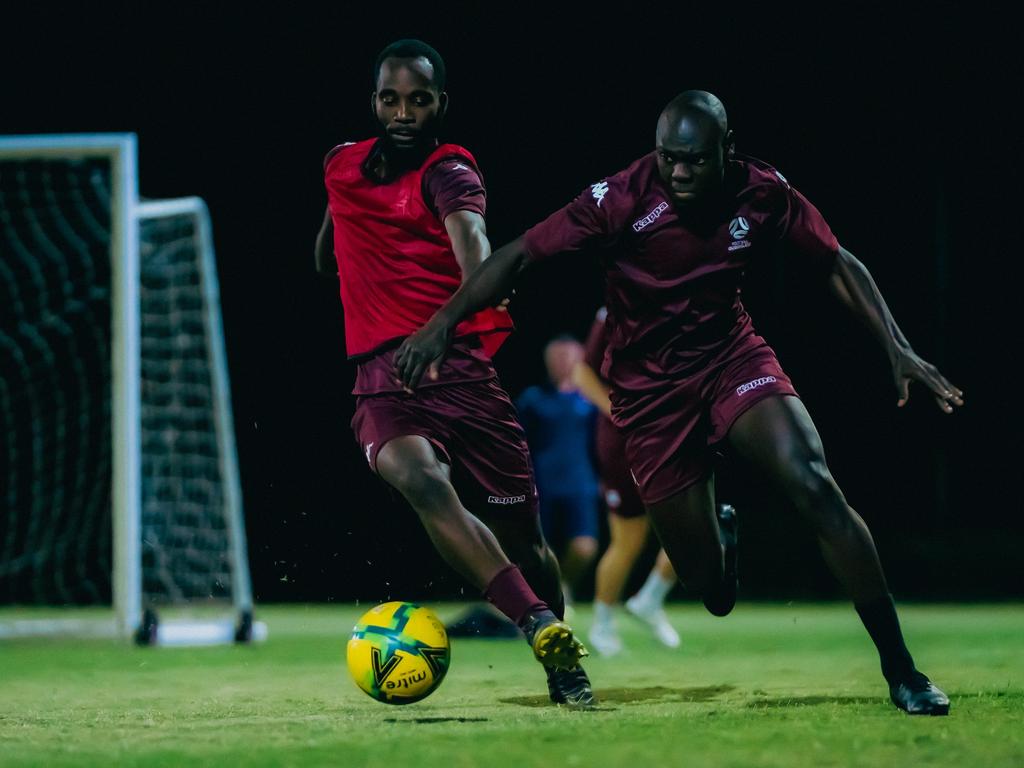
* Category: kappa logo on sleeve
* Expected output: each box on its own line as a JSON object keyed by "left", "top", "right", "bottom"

{"left": 590, "top": 181, "right": 609, "bottom": 207}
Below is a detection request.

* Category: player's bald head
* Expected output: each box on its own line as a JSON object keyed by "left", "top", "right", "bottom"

{"left": 654, "top": 91, "right": 734, "bottom": 210}
{"left": 657, "top": 90, "right": 729, "bottom": 146}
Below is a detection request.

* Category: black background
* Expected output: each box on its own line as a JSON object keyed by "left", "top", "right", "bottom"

{"left": 5, "top": 2, "right": 1019, "bottom": 603}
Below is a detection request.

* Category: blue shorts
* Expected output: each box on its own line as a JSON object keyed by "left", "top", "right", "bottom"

{"left": 538, "top": 487, "right": 600, "bottom": 544}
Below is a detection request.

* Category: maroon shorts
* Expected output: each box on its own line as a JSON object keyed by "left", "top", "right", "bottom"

{"left": 595, "top": 415, "right": 646, "bottom": 518}
{"left": 616, "top": 343, "right": 798, "bottom": 506}
{"left": 351, "top": 378, "right": 538, "bottom": 515}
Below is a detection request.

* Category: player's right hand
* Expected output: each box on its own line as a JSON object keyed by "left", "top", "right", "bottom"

{"left": 394, "top": 319, "right": 453, "bottom": 390}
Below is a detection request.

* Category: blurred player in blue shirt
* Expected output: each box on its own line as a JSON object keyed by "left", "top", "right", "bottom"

{"left": 517, "top": 337, "right": 600, "bottom": 611}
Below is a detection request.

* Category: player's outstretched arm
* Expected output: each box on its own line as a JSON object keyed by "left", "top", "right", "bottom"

{"left": 394, "top": 235, "right": 529, "bottom": 389}
{"left": 828, "top": 245, "right": 964, "bottom": 413}
{"left": 314, "top": 206, "right": 336, "bottom": 276}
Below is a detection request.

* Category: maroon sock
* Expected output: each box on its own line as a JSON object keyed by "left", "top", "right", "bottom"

{"left": 484, "top": 564, "right": 549, "bottom": 627}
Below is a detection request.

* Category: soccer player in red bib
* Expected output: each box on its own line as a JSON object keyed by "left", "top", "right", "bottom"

{"left": 315, "top": 40, "right": 592, "bottom": 706}
{"left": 396, "top": 90, "right": 962, "bottom": 715}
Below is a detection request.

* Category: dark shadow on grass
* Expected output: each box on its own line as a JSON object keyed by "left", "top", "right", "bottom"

{"left": 747, "top": 695, "right": 880, "bottom": 709}
{"left": 500, "top": 684, "right": 734, "bottom": 708}
{"left": 383, "top": 717, "right": 490, "bottom": 724}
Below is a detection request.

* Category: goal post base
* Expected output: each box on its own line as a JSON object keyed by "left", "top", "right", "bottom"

{"left": 133, "top": 608, "right": 268, "bottom": 647}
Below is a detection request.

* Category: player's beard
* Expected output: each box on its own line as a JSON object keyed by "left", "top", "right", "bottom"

{"left": 380, "top": 114, "right": 443, "bottom": 171}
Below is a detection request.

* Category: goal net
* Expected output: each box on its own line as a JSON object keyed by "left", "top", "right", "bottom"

{"left": 0, "top": 135, "right": 262, "bottom": 645}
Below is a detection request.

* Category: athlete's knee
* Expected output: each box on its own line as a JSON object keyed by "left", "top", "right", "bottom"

{"left": 568, "top": 535, "right": 599, "bottom": 563}
{"left": 786, "top": 457, "right": 852, "bottom": 533}
{"left": 386, "top": 462, "right": 452, "bottom": 510}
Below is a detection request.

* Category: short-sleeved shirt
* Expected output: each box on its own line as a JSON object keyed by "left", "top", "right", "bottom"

{"left": 523, "top": 154, "right": 838, "bottom": 419}
{"left": 424, "top": 158, "right": 487, "bottom": 221}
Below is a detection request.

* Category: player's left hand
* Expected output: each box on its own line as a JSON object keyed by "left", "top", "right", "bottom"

{"left": 893, "top": 350, "right": 964, "bottom": 413}
{"left": 395, "top": 319, "right": 453, "bottom": 391}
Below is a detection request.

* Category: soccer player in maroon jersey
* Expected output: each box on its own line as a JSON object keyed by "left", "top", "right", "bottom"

{"left": 315, "top": 39, "right": 592, "bottom": 706}
{"left": 395, "top": 90, "right": 962, "bottom": 715}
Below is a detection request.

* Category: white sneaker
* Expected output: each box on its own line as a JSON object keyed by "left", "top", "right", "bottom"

{"left": 587, "top": 621, "right": 623, "bottom": 657}
{"left": 625, "top": 596, "right": 681, "bottom": 649}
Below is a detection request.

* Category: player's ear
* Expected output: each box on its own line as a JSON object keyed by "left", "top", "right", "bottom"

{"left": 438, "top": 91, "right": 449, "bottom": 118}
{"left": 369, "top": 91, "right": 377, "bottom": 116}
{"left": 724, "top": 129, "right": 736, "bottom": 158}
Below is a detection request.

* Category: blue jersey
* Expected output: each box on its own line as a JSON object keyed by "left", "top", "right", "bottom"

{"left": 516, "top": 386, "right": 598, "bottom": 494}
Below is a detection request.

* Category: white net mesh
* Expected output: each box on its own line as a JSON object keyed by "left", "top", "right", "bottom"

{"left": 0, "top": 155, "right": 114, "bottom": 605}
{"left": 138, "top": 208, "right": 234, "bottom": 605}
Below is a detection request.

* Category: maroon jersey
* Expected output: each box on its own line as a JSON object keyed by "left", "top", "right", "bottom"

{"left": 524, "top": 154, "right": 838, "bottom": 405}
{"left": 324, "top": 138, "right": 512, "bottom": 361}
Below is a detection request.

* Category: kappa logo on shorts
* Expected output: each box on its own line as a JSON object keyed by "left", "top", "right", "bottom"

{"left": 633, "top": 202, "right": 669, "bottom": 232}
{"left": 736, "top": 376, "right": 777, "bottom": 396}
{"left": 590, "top": 181, "right": 609, "bottom": 207}
{"left": 488, "top": 494, "right": 527, "bottom": 505}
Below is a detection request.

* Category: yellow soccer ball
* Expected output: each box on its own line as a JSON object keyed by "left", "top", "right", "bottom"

{"left": 347, "top": 601, "right": 451, "bottom": 704}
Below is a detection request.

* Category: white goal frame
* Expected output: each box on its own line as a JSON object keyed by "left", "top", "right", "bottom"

{"left": 0, "top": 134, "right": 262, "bottom": 645}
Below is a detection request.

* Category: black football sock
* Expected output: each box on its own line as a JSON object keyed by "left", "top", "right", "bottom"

{"left": 854, "top": 593, "right": 916, "bottom": 682}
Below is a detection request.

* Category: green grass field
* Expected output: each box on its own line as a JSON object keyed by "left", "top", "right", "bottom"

{"left": 1, "top": 603, "right": 1021, "bottom": 767}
